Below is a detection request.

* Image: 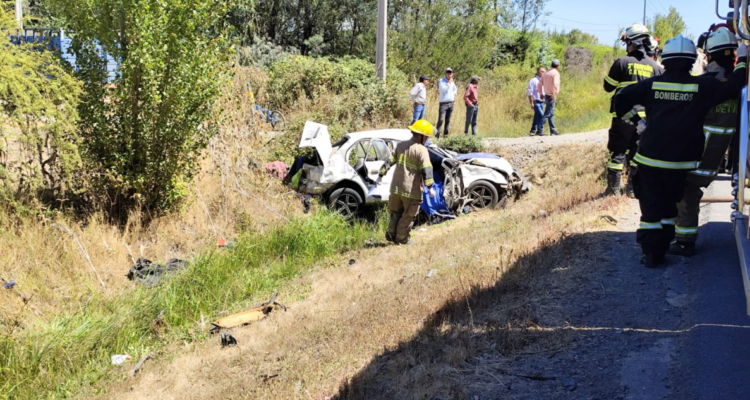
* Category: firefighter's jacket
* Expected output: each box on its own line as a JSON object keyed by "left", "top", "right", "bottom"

{"left": 604, "top": 51, "right": 664, "bottom": 114}
{"left": 380, "top": 137, "right": 434, "bottom": 200}
{"left": 615, "top": 58, "right": 747, "bottom": 170}
{"left": 690, "top": 62, "right": 743, "bottom": 186}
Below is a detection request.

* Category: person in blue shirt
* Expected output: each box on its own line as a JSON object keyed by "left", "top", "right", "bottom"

{"left": 436, "top": 67, "right": 457, "bottom": 139}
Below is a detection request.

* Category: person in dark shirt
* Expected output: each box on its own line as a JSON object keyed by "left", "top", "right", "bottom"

{"left": 603, "top": 23, "right": 663, "bottom": 197}
{"left": 615, "top": 34, "right": 747, "bottom": 267}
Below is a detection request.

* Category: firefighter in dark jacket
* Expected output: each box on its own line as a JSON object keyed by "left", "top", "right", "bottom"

{"left": 615, "top": 35, "right": 748, "bottom": 267}
{"left": 672, "top": 28, "right": 744, "bottom": 256}
{"left": 604, "top": 23, "right": 664, "bottom": 197}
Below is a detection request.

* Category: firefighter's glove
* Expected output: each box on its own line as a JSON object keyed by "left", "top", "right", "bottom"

{"left": 429, "top": 187, "right": 436, "bottom": 198}
{"left": 636, "top": 120, "right": 647, "bottom": 135}
{"left": 739, "top": 44, "right": 748, "bottom": 59}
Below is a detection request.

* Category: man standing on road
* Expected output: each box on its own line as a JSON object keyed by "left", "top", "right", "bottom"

{"left": 615, "top": 35, "right": 747, "bottom": 267}
{"left": 672, "top": 28, "right": 744, "bottom": 257}
{"left": 436, "top": 68, "right": 457, "bottom": 139}
{"left": 527, "top": 67, "right": 546, "bottom": 136}
{"left": 409, "top": 75, "right": 429, "bottom": 124}
{"left": 603, "top": 24, "right": 663, "bottom": 197}
{"left": 538, "top": 59, "right": 561, "bottom": 136}
{"left": 378, "top": 119, "right": 436, "bottom": 244}
{"left": 463, "top": 75, "right": 480, "bottom": 135}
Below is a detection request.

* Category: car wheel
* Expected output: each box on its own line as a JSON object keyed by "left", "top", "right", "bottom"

{"left": 328, "top": 188, "right": 363, "bottom": 218}
{"left": 466, "top": 180, "right": 498, "bottom": 209}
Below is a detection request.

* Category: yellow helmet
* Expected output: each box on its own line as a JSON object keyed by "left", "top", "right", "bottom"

{"left": 408, "top": 119, "right": 435, "bottom": 137}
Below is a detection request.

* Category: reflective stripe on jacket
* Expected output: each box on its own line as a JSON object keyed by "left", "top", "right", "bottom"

{"left": 615, "top": 59, "right": 747, "bottom": 169}
{"left": 386, "top": 138, "right": 434, "bottom": 200}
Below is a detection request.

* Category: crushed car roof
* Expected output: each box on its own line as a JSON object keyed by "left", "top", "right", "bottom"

{"left": 343, "top": 129, "right": 412, "bottom": 142}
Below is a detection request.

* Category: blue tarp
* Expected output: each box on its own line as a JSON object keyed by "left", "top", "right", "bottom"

{"left": 421, "top": 173, "right": 451, "bottom": 215}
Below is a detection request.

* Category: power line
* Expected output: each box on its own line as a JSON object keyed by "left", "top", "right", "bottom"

{"left": 546, "top": 15, "right": 631, "bottom": 27}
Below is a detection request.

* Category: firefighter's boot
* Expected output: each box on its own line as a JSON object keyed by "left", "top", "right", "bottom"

{"left": 605, "top": 170, "right": 622, "bottom": 196}
{"left": 625, "top": 167, "right": 637, "bottom": 198}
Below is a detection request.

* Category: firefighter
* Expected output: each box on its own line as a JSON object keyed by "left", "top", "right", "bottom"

{"left": 615, "top": 35, "right": 747, "bottom": 267}
{"left": 379, "top": 119, "right": 436, "bottom": 244}
{"left": 604, "top": 23, "right": 664, "bottom": 197}
{"left": 672, "top": 28, "right": 744, "bottom": 256}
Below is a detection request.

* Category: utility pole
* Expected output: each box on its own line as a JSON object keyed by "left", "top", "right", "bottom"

{"left": 643, "top": 0, "right": 646, "bottom": 25}
{"left": 375, "top": 0, "right": 387, "bottom": 81}
{"left": 15, "top": 0, "right": 23, "bottom": 27}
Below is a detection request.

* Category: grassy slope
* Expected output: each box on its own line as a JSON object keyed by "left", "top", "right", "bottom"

{"left": 0, "top": 212, "right": 384, "bottom": 399}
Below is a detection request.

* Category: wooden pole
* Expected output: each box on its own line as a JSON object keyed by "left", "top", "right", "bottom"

{"left": 15, "top": 0, "right": 22, "bottom": 27}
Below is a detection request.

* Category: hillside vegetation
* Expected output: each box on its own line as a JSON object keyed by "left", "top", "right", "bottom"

{"left": 0, "top": 0, "right": 624, "bottom": 397}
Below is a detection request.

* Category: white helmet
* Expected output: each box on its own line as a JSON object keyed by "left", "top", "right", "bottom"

{"left": 706, "top": 27, "right": 738, "bottom": 54}
{"left": 661, "top": 35, "right": 698, "bottom": 61}
{"left": 624, "top": 23, "right": 650, "bottom": 40}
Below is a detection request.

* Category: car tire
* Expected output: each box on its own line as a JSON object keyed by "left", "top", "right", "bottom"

{"left": 466, "top": 180, "right": 499, "bottom": 210}
{"left": 328, "top": 187, "right": 363, "bottom": 218}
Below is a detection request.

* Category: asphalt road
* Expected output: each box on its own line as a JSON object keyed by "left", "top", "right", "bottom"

{"left": 670, "top": 176, "right": 750, "bottom": 399}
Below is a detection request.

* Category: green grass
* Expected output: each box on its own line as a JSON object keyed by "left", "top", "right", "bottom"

{"left": 0, "top": 211, "right": 384, "bottom": 399}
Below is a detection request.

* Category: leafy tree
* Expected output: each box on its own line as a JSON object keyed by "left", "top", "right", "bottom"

{"left": 566, "top": 29, "right": 598, "bottom": 46}
{"left": 649, "top": 7, "right": 688, "bottom": 42}
{"left": 389, "top": 0, "right": 498, "bottom": 77}
{"left": 536, "top": 37, "right": 553, "bottom": 67}
{"left": 0, "top": 4, "right": 82, "bottom": 208}
{"left": 48, "top": 0, "right": 233, "bottom": 217}
{"left": 495, "top": 0, "right": 549, "bottom": 33}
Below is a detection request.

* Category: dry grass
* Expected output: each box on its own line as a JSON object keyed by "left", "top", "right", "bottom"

{"left": 109, "top": 142, "right": 630, "bottom": 400}
{"left": 422, "top": 66, "right": 612, "bottom": 138}
{"left": 0, "top": 66, "right": 303, "bottom": 329}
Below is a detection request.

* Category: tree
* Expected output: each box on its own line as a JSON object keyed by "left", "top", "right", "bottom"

{"left": 567, "top": 29, "right": 598, "bottom": 46}
{"left": 649, "top": 7, "right": 687, "bottom": 43}
{"left": 48, "top": 0, "right": 233, "bottom": 218}
{"left": 495, "top": 0, "right": 549, "bottom": 33}
{"left": 389, "top": 0, "right": 498, "bottom": 77}
{"left": 0, "top": 4, "right": 82, "bottom": 208}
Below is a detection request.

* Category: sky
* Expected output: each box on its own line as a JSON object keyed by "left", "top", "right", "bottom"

{"left": 543, "top": 0, "right": 729, "bottom": 45}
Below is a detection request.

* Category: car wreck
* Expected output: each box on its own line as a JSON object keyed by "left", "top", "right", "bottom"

{"left": 288, "top": 121, "right": 530, "bottom": 217}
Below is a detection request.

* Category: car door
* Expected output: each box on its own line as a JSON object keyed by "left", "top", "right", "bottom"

{"left": 364, "top": 139, "right": 395, "bottom": 203}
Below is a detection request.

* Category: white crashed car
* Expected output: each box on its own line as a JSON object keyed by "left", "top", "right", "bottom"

{"left": 294, "top": 121, "right": 529, "bottom": 216}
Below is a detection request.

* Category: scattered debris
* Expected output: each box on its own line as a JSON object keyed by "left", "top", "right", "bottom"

{"left": 426, "top": 269, "right": 436, "bottom": 278}
{"left": 600, "top": 214, "right": 618, "bottom": 225}
{"left": 126, "top": 257, "right": 189, "bottom": 287}
{"left": 302, "top": 195, "right": 312, "bottom": 213}
{"left": 221, "top": 332, "right": 238, "bottom": 348}
{"left": 217, "top": 238, "right": 234, "bottom": 248}
{"left": 538, "top": 209, "right": 548, "bottom": 218}
{"left": 462, "top": 205, "right": 472, "bottom": 214}
{"left": 417, "top": 228, "right": 428, "bottom": 232}
{"left": 260, "top": 373, "right": 279, "bottom": 382}
{"left": 111, "top": 354, "right": 133, "bottom": 366}
{"left": 211, "top": 292, "right": 287, "bottom": 333}
{"left": 265, "top": 161, "right": 289, "bottom": 179}
{"left": 348, "top": 259, "right": 356, "bottom": 266}
{"left": 3, "top": 280, "right": 15, "bottom": 289}
{"left": 130, "top": 354, "right": 152, "bottom": 378}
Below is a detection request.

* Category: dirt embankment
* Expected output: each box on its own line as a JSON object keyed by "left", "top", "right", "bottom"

{"left": 103, "top": 133, "right": 631, "bottom": 400}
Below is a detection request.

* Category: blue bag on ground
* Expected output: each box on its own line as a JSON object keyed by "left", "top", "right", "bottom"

{"left": 421, "top": 173, "right": 451, "bottom": 215}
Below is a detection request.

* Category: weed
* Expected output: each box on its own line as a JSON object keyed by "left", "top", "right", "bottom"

{"left": 0, "top": 211, "right": 383, "bottom": 399}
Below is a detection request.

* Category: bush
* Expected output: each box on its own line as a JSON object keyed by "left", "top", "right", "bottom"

{"left": 49, "top": 0, "right": 233, "bottom": 219}
{"left": 0, "top": 8, "right": 82, "bottom": 211}
{"left": 440, "top": 135, "right": 486, "bottom": 154}
{"left": 237, "top": 37, "right": 300, "bottom": 68}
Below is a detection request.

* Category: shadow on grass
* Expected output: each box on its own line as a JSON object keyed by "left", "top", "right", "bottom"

{"left": 332, "top": 230, "right": 641, "bottom": 400}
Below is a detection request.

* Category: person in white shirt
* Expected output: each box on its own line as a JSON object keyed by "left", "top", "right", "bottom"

{"left": 527, "top": 66, "right": 546, "bottom": 136}
{"left": 436, "top": 67, "right": 457, "bottom": 139}
{"left": 408, "top": 75, "right": 430, "bottom": 124}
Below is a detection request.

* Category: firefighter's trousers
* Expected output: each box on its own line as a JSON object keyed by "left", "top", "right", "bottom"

{"left": 675, "top": 178, "right": 711, "bottom": 244}
{"left": 633, "top": 165, "right": 689, "bottom": 256}
{"left": 607, "top": 118, "right": 639, "bottom": 190}
{"left": 387, "top": 194, "right": 421, "bottom": 244}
